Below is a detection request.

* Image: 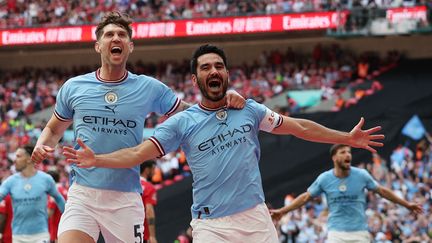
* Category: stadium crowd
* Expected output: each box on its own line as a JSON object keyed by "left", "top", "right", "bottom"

{"left": 0, "top": 0, "right": 429, "bottom": 29}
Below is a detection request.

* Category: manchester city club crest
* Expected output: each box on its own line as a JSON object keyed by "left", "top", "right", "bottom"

{"left": 24, "top": 183, "right": 32, "bottom": 192}
{"left": 104, "top": 91, "right": 118, "bottom": 104}
{"left": 215, "top": 109, "right": 228, "bottom": 121}
{"left": 338, "top": 184, "right": 347, "bottom": 192}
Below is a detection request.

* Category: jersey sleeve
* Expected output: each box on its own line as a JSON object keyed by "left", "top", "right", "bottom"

{"left": 247, "top": 99, "right": 282, "bottom": 132}
{"left": 148, "top": 77, "right": 180, "bottom": 116}
{"left": 46, "top": 175, "right": 66, "bottom": 213}
{"left": 307, "top": 175, "right": 324, "bottom": 197}
{"left": 149, "top": 116, "right": 182, "bottom": 157}
{"left": 54, "top": 80, "right": 74, "bottom": 121}
{"left": 361, "top": 169, "right": 379, "bottom": 191}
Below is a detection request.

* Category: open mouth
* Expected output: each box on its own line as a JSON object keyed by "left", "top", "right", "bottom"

{"left": 111, "top": 46, "right": 122, "bottom": 55}
{"left": 208, "top": 78, "right": 222, "bottom": 91}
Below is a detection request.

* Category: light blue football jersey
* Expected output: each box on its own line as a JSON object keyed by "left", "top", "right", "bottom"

{"left": 55, "top": 70, "right": 179, "bottom": 192}
{"left": 0, "top": 171, "right": 65, "bottom": 235}
{"left": 150, "top": 99, "right": 282, "bottom": 219}
{"left": 308, "top": 167, "right": 379, "bottom": 232}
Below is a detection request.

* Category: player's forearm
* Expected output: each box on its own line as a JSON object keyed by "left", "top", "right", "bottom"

{"left": 54, "top": 194, "right": 66, "bottom": 213}
{"left": 377, "top": 186, "right": 410, "bottom": 208}
{"left": 146, "top": 204, "right": 157, "bottom": 238}
{"left": 276, "top": 117, "right": 350, "bottom": 144}
{"left": 36, "top": 126, "right": 64, "bottom": 148}
{"left": 280, "top": 192, "right": 311, "bottom": 215}
{"left": 95, "top": 140, "right": 160, "bottom": 168}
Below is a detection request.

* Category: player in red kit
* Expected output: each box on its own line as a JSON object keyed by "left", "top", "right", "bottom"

{"left": 0, "top": 195, "right": 12, "bottom": 243}
{"left": 47, "top": 170, "right": 68, "bottom": 243}
{"left": 140, "top": 161, "right": 158, "bottom": 243}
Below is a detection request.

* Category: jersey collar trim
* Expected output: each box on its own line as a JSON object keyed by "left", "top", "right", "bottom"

{"left": 95, "top": 69, "right": 128, "bottom": 83}
{"left": 198, "top": 102, "right": 227, "bottom": 111}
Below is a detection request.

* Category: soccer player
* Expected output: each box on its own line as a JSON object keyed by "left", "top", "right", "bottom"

{"left": 270, "top": 144, "right": 423, "bottom": 242}
{"left": 30, "top": 12, "right": 244, "bottom": 243}
{"left": 62, "top": 44, "right": 385, "bottom": 242}
{"left": 140, "top": 161, "right": 158, "bottom": 243}
{"left": 47, "top": 170, "right": 68, "bottom": 243}
{"left": 0, "top": 145, "right": 65, "bottom": 243}
{"left": 0, "top": 195, "right": 12, "bottom": 243}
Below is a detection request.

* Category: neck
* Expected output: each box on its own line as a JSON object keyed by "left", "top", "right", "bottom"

{"left": 99, "top": 64, "right": 126, "bottom": 81}
{"left": 21, "top": 166, "right": 36, "bottom": 178}
{"left": 334, "top": 167, "right": 350, "bottom": 178}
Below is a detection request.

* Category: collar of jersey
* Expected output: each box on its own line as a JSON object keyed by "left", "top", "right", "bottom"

{"left": 198, "top": 102, "right": 227, "bottom": 111}
{"left": 95, "top": 68, "right": 128, "bottom": 83}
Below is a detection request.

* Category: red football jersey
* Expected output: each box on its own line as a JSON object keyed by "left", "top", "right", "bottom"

{"left": 140, "top": 177, "right": 157, "bottom": 241}
{"left": 0, "top": 195, "right": 12, "bottom": 243}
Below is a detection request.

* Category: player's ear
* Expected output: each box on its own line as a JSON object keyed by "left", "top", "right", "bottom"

{"left": 95, "top": 41, "right": 101, "bottom": 53}
{"left": 129, "top": 41, "right": 134, "bottom": 53}
{"left": 191, "top": 74, "right": 197, "bottom": 87}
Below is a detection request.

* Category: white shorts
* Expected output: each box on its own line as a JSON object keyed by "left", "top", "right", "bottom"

{"left": 328, "top": 231, "right": 371, "bottom": 243}
{"left": 13, "top": 232, "right": 50, "bottom": 243}
{"left": 58, "top": 183, "right": 144, "bottom": 242}
{"left": 190, "top": 203, "right": 278, "bottom": 243}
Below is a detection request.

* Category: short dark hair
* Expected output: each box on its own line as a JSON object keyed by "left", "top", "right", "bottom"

{"left": 47, "top": 170, "right": 60, "bottom": 183}
{"left": 140, "top": 160, "right": 156, "bottom": 174}
{"left": 95, "top": 11, "right": 133, "bottom": 40}
{"left": 190, "top": 44, "right": 227, "bottom": 75}
{"left": 23, "top": 144, "right": 34, "bottom": 157}
{"left": 329, "top": 144, "right": 349, "bottom": 157}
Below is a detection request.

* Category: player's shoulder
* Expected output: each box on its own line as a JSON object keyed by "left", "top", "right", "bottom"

{"left": 351, "top": 167, "right": 370, "bottom": 176}
{"left": 36, "top": 171, "right": 55, "bottom": 180}
{"left": 62, "top": 71, "right": 96, "bottom": 88}
{"left": 318, "top": 169, "right": 334, "bottom": 179}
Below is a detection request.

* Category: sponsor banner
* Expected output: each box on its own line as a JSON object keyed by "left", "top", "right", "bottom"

{"left": 387, "top": 6, "right": 427, "bottom": 23}
{"left": 0, "top": 11, "right": 347, "bottom": 46}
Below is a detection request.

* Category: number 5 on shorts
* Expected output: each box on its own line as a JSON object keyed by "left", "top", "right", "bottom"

{"left": 134, "top": 224, "right": 142, "bottom": 243}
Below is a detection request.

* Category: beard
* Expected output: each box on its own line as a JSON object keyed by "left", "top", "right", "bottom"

{"left": 196, "top": 75, "right": 228, "bottom": 102}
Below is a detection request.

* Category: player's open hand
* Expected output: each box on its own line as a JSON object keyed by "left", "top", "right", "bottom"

{"left": 269, "top": 208, "right": 284, "bottom": 222}
{"left": 408, "top": 202, "right": 423, "bottom": 214}
{"left": 348, "top": 117, "right": 385, "bottom": 153}
{"left": 31, "top": 144, "right": 55, "bottom": 164}
{"left": 226, "top": 89, "right": 245, "bottom": 109}
{"left": 63, "top": 138, "right": 96, "bottom": 168}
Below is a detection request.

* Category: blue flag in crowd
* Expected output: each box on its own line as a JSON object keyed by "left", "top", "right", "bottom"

{"left": 402, "top": 115, "right": 426, "bottom": 140}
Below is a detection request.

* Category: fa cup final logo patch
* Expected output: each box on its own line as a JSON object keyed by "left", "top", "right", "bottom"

{"left": 104, "top": 91, "right": 118, "bottom": 104}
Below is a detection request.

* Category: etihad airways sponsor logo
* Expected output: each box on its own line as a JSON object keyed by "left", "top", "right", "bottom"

{"left": 198, "top": 124, "right": 252, "bottom": 151}
{"left": 83, "top": 116, "right": 137, "bottom": 128}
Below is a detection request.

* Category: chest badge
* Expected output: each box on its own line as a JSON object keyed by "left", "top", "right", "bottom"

{"left": 104, "top": 91, "right": 118, "bottom": 104}
{"left": 338, "top": 184, "right": 347, "bottom": 192}
{"left": 24, "top": 183, "right": 32, "bottom": 192}
{"left": 215, "top": 109, "right": 228, "bottom": 121}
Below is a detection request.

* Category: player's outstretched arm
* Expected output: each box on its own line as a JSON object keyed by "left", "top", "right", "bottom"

{"left": 269, "top": 192, "right": 312, "bottom": 222}
{"left": 375, "top": 185, "right": 423, "bottom": 214}
{"left": 63, "top": 138, "right": 161, "bottom": 168}
{"left": 272, "top": 117, "right": 384, "bottom": 153}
